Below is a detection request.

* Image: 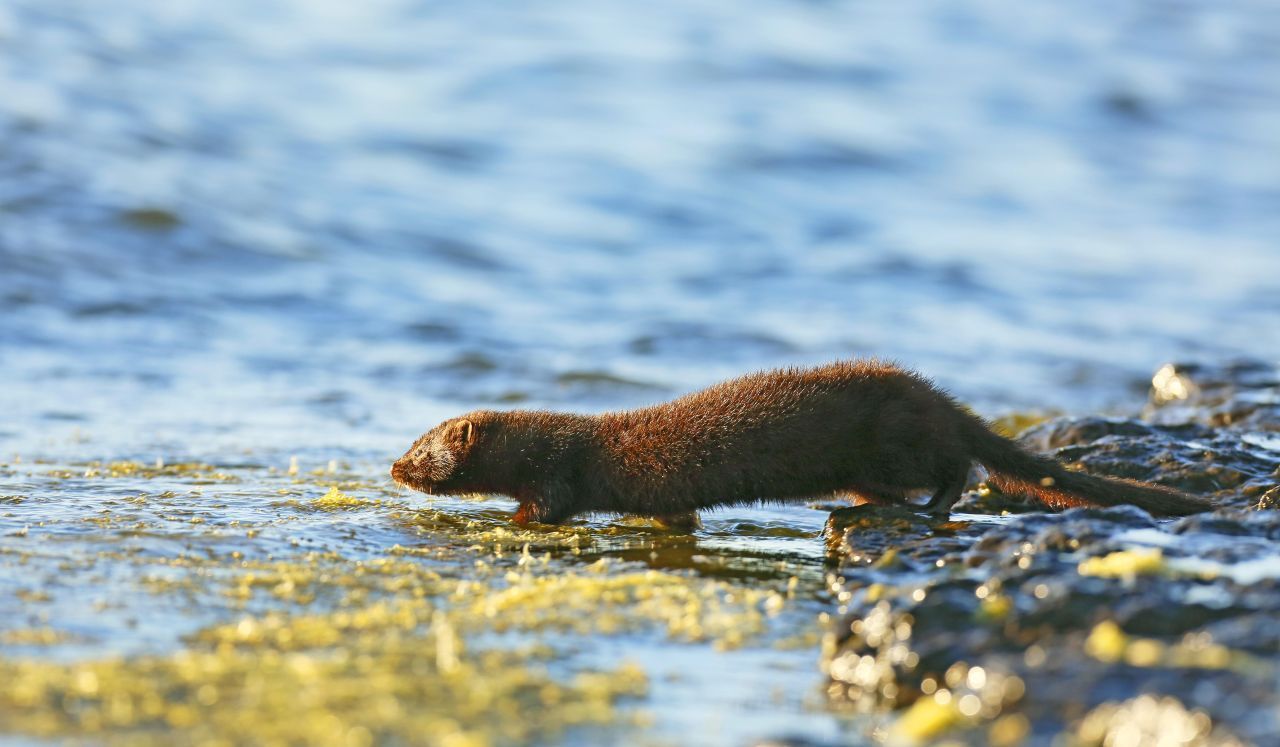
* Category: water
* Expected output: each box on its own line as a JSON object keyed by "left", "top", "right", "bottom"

{"left": 1, "top": 0, "right": 1279, "bottom": 744}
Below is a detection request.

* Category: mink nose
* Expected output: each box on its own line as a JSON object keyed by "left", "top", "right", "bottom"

{"left": 390, "top": 461, "right": 407, "bottom": 483}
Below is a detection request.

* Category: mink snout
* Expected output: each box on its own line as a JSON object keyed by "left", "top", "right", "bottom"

{"left": 390, "top": 460, "right": 412, "bottom": 486}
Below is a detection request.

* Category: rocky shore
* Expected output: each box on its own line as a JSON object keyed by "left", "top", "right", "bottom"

{"left": 822, "top": 361, "right": 1279, "bottom": 745}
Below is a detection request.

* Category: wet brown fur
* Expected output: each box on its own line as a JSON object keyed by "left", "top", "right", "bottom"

{"left": 390, "top": 360, "right": 1211, "bottom": 524}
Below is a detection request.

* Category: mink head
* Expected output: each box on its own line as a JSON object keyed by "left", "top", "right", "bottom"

{"left": 390, "top": 416, "right": 479, "bottom": 494}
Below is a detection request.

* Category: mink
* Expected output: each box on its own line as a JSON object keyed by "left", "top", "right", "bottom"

{"left": 390, "top": 360, "right": 1211, "bottom": 524}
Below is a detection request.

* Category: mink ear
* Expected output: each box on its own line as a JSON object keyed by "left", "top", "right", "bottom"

{"left": 451, "top": 419, "right": 474, "bottom": 447}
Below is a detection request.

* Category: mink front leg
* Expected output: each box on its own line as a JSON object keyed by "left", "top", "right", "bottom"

{"left": 513, "top": 501, "right": 549, "bottom": 525}
{"left": 511, "top": 484, "right": 577, "bottom": 526}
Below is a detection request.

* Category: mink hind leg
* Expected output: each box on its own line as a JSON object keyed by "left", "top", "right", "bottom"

{"left": 921, "top": 465, "right": 971, "bottom": 516}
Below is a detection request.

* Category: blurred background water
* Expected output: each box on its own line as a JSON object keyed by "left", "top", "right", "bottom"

{"left": 2, "top": 0, "right": 1278, "bottom": 464}
{"left": 2, "top": 2, "right": 1279, "bottom": 744}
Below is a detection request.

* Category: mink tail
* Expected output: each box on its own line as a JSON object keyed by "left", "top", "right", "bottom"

{"left": 963, "top": 419, "right": 1211, "bottom": 516}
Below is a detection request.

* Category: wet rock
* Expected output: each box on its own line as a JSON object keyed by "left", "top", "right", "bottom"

{"left": 1016, "top": 417, "right": 1193, "bottom": 451}
{"left": 982, "top": 361, "right": 1280, "bottom": 516}
{"left": 1199, "top": 612, "right": 1280, "bottom": 655}
{"left": 951, "top": 492, "right": 1039, "bottom": 516}
{"left": 1253, "top": 484, "right": 1280, "bottom": 511}
{"left": 822, "top": 505, "right": 940, "bottom": 563}
{"left": 1146, "top": 360, "right": 1280, "bottom": 431}
{"left": 824, "top": 501, "right": 1280, "bottom": 744}
{"left": 1008, "top": 417, "right": 1278, "bottom": 512}
{"left": 1171, "top": 509, "right": 1280, "bottom": 542}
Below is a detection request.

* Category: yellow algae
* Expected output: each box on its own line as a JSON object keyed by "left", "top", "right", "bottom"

{"left": 0, "top": 638, "right": 647, "bottom": 746}
{"left": 307, "top": 486, "right": 385, "bottom": 511}
{"left": 1, "top": 459, "right": 826, "bottom": 746}
{"left": 1077, "top": 548, "right": 1165, "bottom": 579}
{"left": 1123, "top": 638, "right": 1165, "bottom": 667}
{"left": 211, "top": 555, "right": 447, "bottom": 606}
{"left": 141, "top": 575, "right": 201, "bottom": 595}
{"left": 0, "top": 628, "right": 75, "bottom": 645}
{"left": 872, "top": 548, "right": 902, "bottom": 569}
{"left": 1168, "top": 640, "right": 1234, "bottom": 670}
{"left": 888, "top": 694, "right": 966, "bottom": 744}
{"left": 1085, "top": 621, "right": 1251, "bottom": 671}
{"left": 466, "top": 568, "right": 778, "bottom": 647}
{"left": 1084, "top": 620, "right": 1128, "bottom": 662}
{"left": 977, "top": 594, "right": 1012, "bottom": 622}
{"left": 988, "top": 713, "right": 1030, "bottom": 747}
{"left": 52, "top": 461, "right": 240, "bottom": 483}
{"left": 0, "top": 543, "right": 676, "bottom": 745}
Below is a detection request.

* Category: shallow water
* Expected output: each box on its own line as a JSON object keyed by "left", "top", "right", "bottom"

{"left": 2, "top": 0, "right": 1279, "bottom": 745}
{"left": 1, "top": 458, "right": 848, "bottom": 745}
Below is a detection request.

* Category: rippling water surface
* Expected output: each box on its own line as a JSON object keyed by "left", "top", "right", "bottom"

{"left": 1, "top": 0, "right": 1278, "bottom": 744}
